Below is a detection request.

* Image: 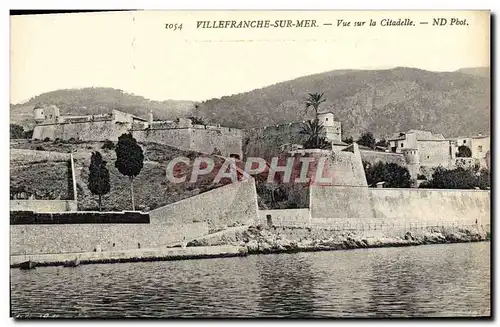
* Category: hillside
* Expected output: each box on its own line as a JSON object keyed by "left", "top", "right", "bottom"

{"left": 10, "top": 87, "right": 195, "bottom": 130}
{"left": 10, "top": 140, "right": 237, "bottom": 212}
{"left": 194, "top": 67, "right": 490, "bottom": 138}
{"left": 456, "top": 67, "right": 490, "bottom": 78}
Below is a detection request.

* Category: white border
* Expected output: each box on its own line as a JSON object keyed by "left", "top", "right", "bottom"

{"left": 2, "top": 1, "right": 497, "bottom": 326}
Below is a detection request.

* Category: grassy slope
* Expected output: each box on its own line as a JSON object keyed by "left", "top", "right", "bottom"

{"left": 10, "top": 140, "right": 234, "bottom": 211}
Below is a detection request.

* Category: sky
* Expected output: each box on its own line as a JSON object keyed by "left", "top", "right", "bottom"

{"left": 10, "top": 10, "right": 490, "bottom": 104}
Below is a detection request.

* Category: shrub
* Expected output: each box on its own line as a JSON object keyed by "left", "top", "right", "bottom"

{"left": 456, "top": 145, "right": 472, "bottom": 158}
{"left": 363, "top": 161, "right": 412, "bottom": 188}
{"left": 23, "top": 130, "right": 34, "bottom": 139}
{"left": 10, "top": 124, "right": 24, "bottom": 139}
{"left": 102, "top": 140, "right": 115, "bottom": 150}
{"left": 35, "top": 146, "right": 45, "bottom": 151}
{"left": 43, "top": 137, "right": 50, "bottom": 142}
{"left": 419, "top": 166, "right": 489, "bottom": 189}
{"left": 357, "top": 132, "right": 376, "bottom": 149}
{"left": 417, "top": 174, "right": 427, "bottom": 180}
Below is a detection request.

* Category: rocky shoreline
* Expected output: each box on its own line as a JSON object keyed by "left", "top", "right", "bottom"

{"left": 12, "top": 225, "right": 489, "bottom": 268}
{"left": 187, "top": 224, "right": 490, "bottom": 255}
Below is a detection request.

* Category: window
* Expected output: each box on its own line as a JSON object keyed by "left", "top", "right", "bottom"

{"left": 401, "top": 143, "right": 404, "bottom": 147}
{"left": 463, "top": 140, "right": 466, "bottom": 144}
{"left": 478, "top": 146, "right": 483, "bottom": 153}
{"left": 325, "top": 118, "right": 328, "bottom": 121}
{"left": 427, "top": 156, "right": 430, "bottom": 159}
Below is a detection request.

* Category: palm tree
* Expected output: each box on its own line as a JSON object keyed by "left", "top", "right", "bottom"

{"left": 300, "top": 119, "right": 330, "bottom": 149}
{"left": 304, "top": 92, "right": 326, "bottom": 120}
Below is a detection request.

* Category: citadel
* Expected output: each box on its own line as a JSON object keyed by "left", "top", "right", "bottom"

{"left": 9, "top": 102, "right": 491, "bottom": 268}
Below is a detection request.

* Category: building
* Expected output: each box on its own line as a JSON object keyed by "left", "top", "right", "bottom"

{"left": 32, "top": 105, "right": 243, "bottom": 157}
{"left": 455, "top": 134, "right": 490, "bottom": 168}
{"left": 388, "top": 130, "right": 456, "bottom": 169}
{"left": 317, "top": 111, "right": 342, "bottom": 144}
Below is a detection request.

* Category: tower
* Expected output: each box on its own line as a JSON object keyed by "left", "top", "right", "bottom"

{"left": 33, "top": 105, "right": 45, "bottom": 124}
{"left": 148, "top": 109, "right": 154, "bottom": 126}
{"left": 402, "top": 148, "right": 420, "bottom": 181}
{"left": 317, "top": 112, "right": 334, "bottom": 127}
{"left": 317, "top": 112, "right": 341, "bottom": 144}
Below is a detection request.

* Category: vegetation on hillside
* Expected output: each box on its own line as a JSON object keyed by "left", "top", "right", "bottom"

{"left": 10, "top": 161, "right": 72, "bottom": 200}
{"left": 10, "top": 139, "right": 238, "bottom": 211}
{"left": 194, "top": 67, "right": 490, "bottom": 138}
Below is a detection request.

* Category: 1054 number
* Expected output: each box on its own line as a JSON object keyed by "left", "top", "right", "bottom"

{"left": 165, "top": 23, "right": 183, "bottom": 31}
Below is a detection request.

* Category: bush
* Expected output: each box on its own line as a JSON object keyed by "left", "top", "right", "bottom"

{"left": 417, "top": 174, "right": 427, "bottom": 180}
{"left": 43, "top": 137, "right": 51, "bottom": 142}
{"left": 342, "top": 136, "right": 353, "bottom": 144}
{"left": 357, "top": 132, "right": 376, "bottom": 149}
{"left": 23, "top": 130, "right": 33, "bottom": 139}
{"left": 419, "top": 166, "right": 489, "bottom": 189}
{"left": 102, "top": 140, "right": 115, "bottom": 150}
{"left": 363, "top": 161, "right": 412, "bottom": 188}
{"left": 35, "top": 146, "right": 45, "bottom": 151}
{"left": 10, "top": 124, "right": 25, "bottom": 139}
{"left": 456, "top": 145, "right": 472, "bottom": 158}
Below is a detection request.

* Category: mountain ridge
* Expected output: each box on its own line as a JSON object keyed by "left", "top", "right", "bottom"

{"left": 194, "top": 66, "right": 490, "bottom": 138}
{"left": 10, "top": 87, "right": 196, "bottom": 130}
{"left": 11, "top": 67, "right": 490, "bottom": 139}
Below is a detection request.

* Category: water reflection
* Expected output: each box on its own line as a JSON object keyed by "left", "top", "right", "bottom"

{"left": 10, "top": 242, "right": 490, "bottom": 318}
{"left": 256, "top": 253, "right": 315, "bottom": 317}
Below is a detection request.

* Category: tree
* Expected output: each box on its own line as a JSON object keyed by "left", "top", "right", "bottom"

{"left": 304, "top": 92, "right": 326, "bottom": 120}
{"left": 300, "top": 119, "right": 331, "bottom": 149}
{"left": 88, "top": 151, "right": 110, "bottom": 211}
{"left": 357, "top": 132, "right": 376, "bottom": 149}
{"left": 115, "top": 133, "right": 144, "bottom": 211}
{"left": 189, "top": 116, "right": 206, "bottom": 125}
{"left": 375, "top": 138, "right": 389, "bottom": 148}
{"left": 456, "top": 145, "right": 472, "bottom": 158}
{"left": 10, "top": 124, "right": 24, "bottom": 139}
{"left": 419, "top": 166, "right": 488, "bottom": 189}
{"left": 363, "top": 161, "right": 412, "bottom": 188}
{"left": 342, "top": 136, "right": 353, "bottom": 144}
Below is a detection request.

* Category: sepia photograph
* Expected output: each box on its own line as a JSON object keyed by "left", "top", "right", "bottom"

{"left": 9, "top": 9, "right": 491, "bottom": 318}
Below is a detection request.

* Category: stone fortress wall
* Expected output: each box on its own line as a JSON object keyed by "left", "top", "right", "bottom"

{"left": 11, "top": 179, "right": 259, "bottom": 255}
{"left": 132, "top": 122, "right": 243, "bottom": 158}
{"left": 31, "top": 106, "right": 244, "bottom": 157}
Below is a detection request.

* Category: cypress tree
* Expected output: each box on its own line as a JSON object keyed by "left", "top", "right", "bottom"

{"left": 88, "top": 151, "right": 111, "bottom": 211}
{"left": 115, "top": 133, "right": 144, "bottom": 211}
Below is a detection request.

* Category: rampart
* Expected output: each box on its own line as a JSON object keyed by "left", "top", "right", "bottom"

{"left": 359, "top": 149, "right": 407, "bottom": 167}
{"left": 10, "top": 179, "right": 259, "bottom": 256}
{"left": 10, "top": 200, "right": 77, "bottom": 213}
{"left": 32, "top": 120, "right": 130, "bottom": 142}
{"left": 309, "top": 186, "right": 490, "bottom": 233}
{"left": 10, "top": 149, "right": 70, "bottom": 163}
{"left": 243, "top": 122, "right": 308, "bottom": 158}
{"left": 132, "top": 126, "right": 243, "bottom": 157}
